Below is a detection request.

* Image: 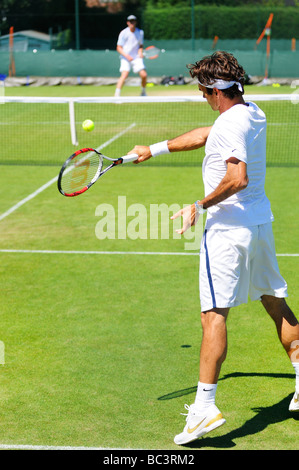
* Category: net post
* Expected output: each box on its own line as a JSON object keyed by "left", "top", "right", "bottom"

{"left": 69, "top": 99, "right": 78, "bottom": 146}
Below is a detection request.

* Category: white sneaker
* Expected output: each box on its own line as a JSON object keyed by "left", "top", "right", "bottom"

{"left": 289, "top": 392, "right": 299, "bottom": 411}
{"left": 174, "top": 403, "right": 226, "bottom": 445}
{"left": 140, "top": 90, "right": 147, "bottom": 96}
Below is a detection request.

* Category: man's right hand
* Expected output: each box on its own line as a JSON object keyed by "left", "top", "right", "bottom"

{"left": 128, "top": 146, "right": 152, "bottom": 164}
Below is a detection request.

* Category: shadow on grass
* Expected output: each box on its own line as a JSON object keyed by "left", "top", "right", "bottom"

{"left": 158, "top": 371, "right": 294, "bottom": 401}
{"left": 188, "top": 392, "right": 297, "bottom": 449}
{"left": 158, "top": 372, "right": 298, "bottom": 449}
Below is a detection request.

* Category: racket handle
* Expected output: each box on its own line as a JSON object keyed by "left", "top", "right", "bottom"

{"left": 121, "top": 153, "right": 139, "bottom": 163}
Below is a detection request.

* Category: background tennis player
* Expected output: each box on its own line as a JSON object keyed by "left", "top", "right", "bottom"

{"left": 115, "top": 15, "right": 147, "bottom": 97}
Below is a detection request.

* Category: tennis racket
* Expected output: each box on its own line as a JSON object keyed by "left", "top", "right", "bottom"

{"left": 57, "top": 148, "right": 138, "bottom": 197}
{"left": 143, "top": 45, "right": 160, "bottom": 59}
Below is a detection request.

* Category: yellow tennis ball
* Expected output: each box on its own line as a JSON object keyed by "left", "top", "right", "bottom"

{"left": 82, "top": 119, "right": 94, "bottom": 132}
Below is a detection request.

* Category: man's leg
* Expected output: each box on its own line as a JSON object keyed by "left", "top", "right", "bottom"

{"left": 261, "top": 295, "right": 299, "bottom": 410}
{"left": 199, "top": 308, "right": 229, "bottom": 383}
{"left": 261, "top": 295, "right": 299, "bottom": 357}
{"left": 115, "top": 71, "right": 129, "bottom": 96}
{"left": 191, "top": 308, "right": 229, "bottom": 412}
{"left": 174, "top": 308, "right": 228, "bottom": 445}
{"left": 139, "top": 69, "right": 147, "bottom": 95}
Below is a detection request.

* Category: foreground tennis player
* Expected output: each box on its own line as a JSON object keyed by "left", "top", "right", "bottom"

{"left": 128, "top": 51, "right": 299, "bottom": 445}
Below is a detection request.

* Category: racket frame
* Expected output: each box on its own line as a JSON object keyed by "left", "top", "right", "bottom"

{"left": 57, "top": 148, "right": 136, "bottom": 197}
{"left": 144, "top": 45, "right": 160, "bottom": 60}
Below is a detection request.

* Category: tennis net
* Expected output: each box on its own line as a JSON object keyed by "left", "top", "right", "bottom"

{"left": 1, "top": 94, "right": 299, "bottom": 166}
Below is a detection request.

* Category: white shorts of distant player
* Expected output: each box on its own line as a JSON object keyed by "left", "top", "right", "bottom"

{"left": 199, "top": 222, "right": 288, "bottom": 312}
{"left": 119, "top": 57, "right": 146, "bottom": 74}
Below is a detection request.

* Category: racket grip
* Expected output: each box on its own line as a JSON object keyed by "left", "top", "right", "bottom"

{"left": 121, "top": 153, "right": 139, "bottom": 163}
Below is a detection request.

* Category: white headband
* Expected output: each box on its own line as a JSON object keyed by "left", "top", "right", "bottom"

{"left": 198, "top": 79, "right": 243, "bottom": 92}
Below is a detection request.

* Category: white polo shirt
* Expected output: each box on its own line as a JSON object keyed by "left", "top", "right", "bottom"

{"left": 203, "top": 102, "right": 274, "bottom": 230}
{"left": 117, "top": 27, "right": 144, "bottom": 59}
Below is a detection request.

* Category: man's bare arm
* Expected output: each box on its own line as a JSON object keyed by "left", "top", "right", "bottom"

{"left": 128, "top": 126, "right": 212, "bottom": 163}
{"left": 200, "top": 158, "right": 248, "bottom": 210}
{"left": 116, "top": 45, "right": 132, "bottom": 61}
{"left": 168, "top": 126, "right": 212, "bottom": 152}
{"left": 171, "top": 158, "right": 249, "bottom": 234}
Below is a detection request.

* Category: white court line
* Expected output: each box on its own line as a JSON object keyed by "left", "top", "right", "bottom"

{"left": 0, "top": 176, "right": 59, "bottom": 222}
{"left": 0, "top": 123, "right": 136, "bottom": 222}
{"left": 0, "top": 249, "right": 297, "bottom": 257}
{"left": 277, "top": 253, "right": 299, "bottom": 256}
{"left": 0, "top": 249, "right": 198, "bottom": 256}
{"left": 0, "top": 444, "right": 129, "bottom": 450}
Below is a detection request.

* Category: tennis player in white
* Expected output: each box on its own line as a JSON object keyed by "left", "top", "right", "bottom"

{"left": 115, "top": 15, "right": 147, "bottom": 97}
{"left": 128, "top": 51, "right": 299, "bottom": 445}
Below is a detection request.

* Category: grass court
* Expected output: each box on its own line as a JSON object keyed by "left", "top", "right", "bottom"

{"left": 0, "top": 83, "right": 298, "bottom": 451}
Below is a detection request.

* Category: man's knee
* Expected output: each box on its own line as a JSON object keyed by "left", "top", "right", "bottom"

{"left": 200, "top": 308, "right": 229, "bottom": 334}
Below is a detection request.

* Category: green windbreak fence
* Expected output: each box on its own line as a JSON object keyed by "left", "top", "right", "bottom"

{"left": 0, "top": 47, "right": 299, "bottom": 78}
{"left": 1, "top": 95, "right": 299, "bottom": 167}
{"left": 148, "top": 38, "right": 298, "bottom": 52}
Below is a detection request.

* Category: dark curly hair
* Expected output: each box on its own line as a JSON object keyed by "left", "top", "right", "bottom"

{"left": 188, "top": 51, "right": 245, "bottom": 99}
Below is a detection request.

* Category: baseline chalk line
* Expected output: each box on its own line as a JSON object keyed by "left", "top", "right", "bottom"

{"left": 0, "top": 249, "right": 297, "bottom": 257}
{"left": 0, "top": 249, "right": 198, "bottom": 256}
{"left": 0, "top": 443, "right": 131, "bottom": 450}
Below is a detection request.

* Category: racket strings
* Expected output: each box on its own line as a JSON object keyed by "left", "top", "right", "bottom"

{"left": 61, "top": 151, "right": 103, "bottom": 194}
{"left": 144, "top": 46, "right": 160, "bottom": 59}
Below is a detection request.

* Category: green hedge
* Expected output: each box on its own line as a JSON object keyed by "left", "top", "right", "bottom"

{"left": 143, "top": 5, "right": 299, "bottom": 39}
{"left": 145, "top": 0, "right": 299, "bottom": 6}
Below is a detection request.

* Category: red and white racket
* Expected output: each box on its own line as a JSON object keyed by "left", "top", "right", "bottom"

{"left": 57, "top": 147, "right": 138, "bottom": 197}
{"left": 143, "top": 46, "right": 160, "bottom": 60}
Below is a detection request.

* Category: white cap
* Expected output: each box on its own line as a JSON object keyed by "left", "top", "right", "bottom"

{"left": 127, "top": 15, "right": 137, "bottom": 21}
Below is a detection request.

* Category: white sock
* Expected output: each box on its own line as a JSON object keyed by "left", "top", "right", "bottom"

{"left": 115, "top": 88, "right": 121, "bottom": 97}
{"left": 194, "top": 381, "right": 217, "bottom": 410}
{"left": 292, "top": 362, "right": 299, "bottom": 394}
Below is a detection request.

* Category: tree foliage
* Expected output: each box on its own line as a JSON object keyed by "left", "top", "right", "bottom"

{"left": 145, "top": 0, "right": 299, "bottom": 6}
{"left": 1, "top": 0, "right": 298, "bottom": 46}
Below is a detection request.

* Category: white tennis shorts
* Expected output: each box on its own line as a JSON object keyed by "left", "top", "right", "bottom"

{"left": 199, "top": 222, "right": 288, "bottom": 312}
{"left": 120, "top": 57, "right": 145, "bottom": 74}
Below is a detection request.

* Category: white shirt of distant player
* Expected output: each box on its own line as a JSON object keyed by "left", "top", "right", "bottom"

{"left": 203, "top": 102, "right": 274, "bottom": 230}
{"left": 117, "top": 27, "right": 144, "bottom": 60}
